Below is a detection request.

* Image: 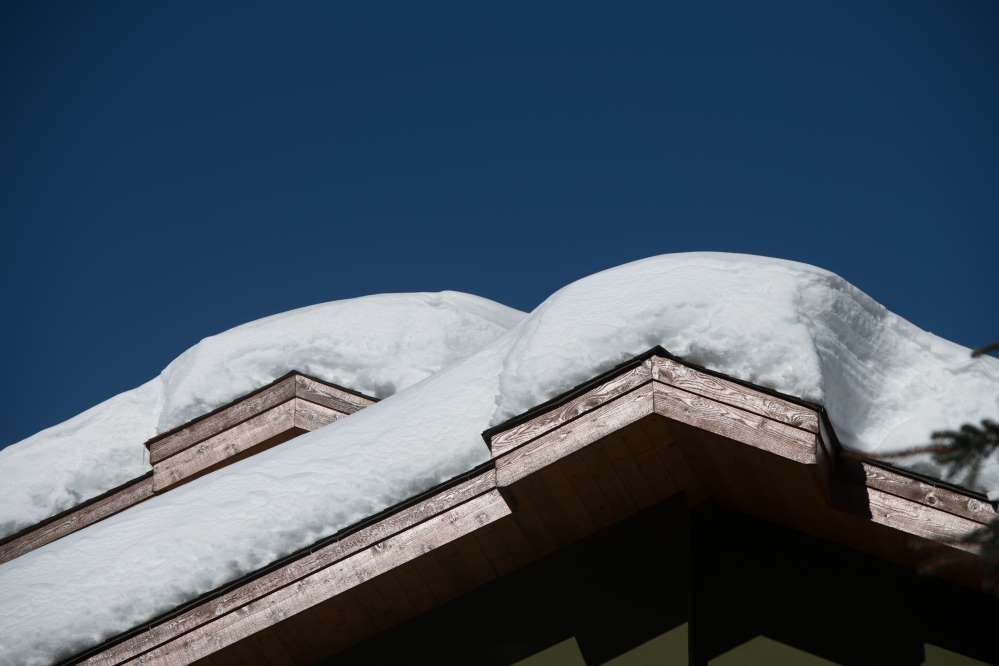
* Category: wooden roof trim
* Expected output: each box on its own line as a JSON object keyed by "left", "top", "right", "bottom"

{"left": 495, "top": 382, "right": 655, "bottom": 486}
{"left": 152, "top": 398, "right": 343, "bottom": 492}
{"left": 864, "top": 487, "right": 984, "bottom": 554}
{"left": 1, "top": 372, "right": 375, "bottom": 565}
{"left": 651, "top": 381, "right": 819, "bottom": 465}
{"left": 67, "top": 350, "right": 993, "bottom": 665}
{"left": 489, "top": 362, "right": 653, "bottom": 458}
{"left": 0, "top": 474, "right": 154, "bottom": 565}
{"left": 650, "top": 356, "right": 819, "bottom": 433}
{"left": 853, "top": 457, "right": 997, "bottom": 525}
{"left": 75, "top": 469, "right": 500, "bottom": 666}
{"left": 148, "top": 373, "right": 377, "bottom": 465}
{"left": 488, "top": 349, "right": 988, "bottom": 553}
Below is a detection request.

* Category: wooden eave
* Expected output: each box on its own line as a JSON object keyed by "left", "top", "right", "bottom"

{"left": 0, "top": 372, "right": 376, "bottom": 565}
{"left": 63, "top": 349, "right": 996, "bottom": 666}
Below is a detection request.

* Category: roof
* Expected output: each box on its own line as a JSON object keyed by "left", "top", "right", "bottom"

{"left": 0, "top": 372, "right": 376, "bottom": 565}
{"left": 57, "top": 349, "right": 995, "bottom": 665}
{"left": 2, "top": 253, "right": 997, "bottom": 665}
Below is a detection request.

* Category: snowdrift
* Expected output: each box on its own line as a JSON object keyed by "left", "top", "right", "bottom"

{"left": 1, "top": 253, "right": 996, "bottom": 665}
{"left": 0, "top": 291, "right": 524, "bottom": 539}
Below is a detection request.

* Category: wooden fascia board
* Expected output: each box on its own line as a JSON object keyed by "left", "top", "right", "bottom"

{"left": 152, "top": 398, "right": 345, "bottom": 492}
{"left": 491, "top": 355, "right": 824, "bottom": 486}
{"left": 1, "top": 373, "right": 374, "bottom": 564}
{"left": 68, "top": 351, "right": 994, "bottom": 665}
{"left": 147, "top": 373, "right": 376, "bottom": 465}
{"left": 0, "top": 475, "right": 154, "bottom": 565}
{"left": 488, "top": 350, "right": 989, "bottom": 554}
{"left": 649, "top": 356, "right": 820, "bottom": 433}
{"left": 846, "top": 455, "right": 996, "bottom": 526}
{"left": 76, "top": 470, "right": 501, "bottom": 666}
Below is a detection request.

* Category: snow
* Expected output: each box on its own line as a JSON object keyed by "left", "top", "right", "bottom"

{"left": 492, "top": 254, "right": 999, "bottom": 488}
{"left": 1, "top": 253, "right": 997, "bottom": 666}
{"left": 0, "top": 291, "right": 524, "bottom": 540}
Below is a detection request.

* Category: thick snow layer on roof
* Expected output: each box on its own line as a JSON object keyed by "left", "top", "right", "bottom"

{"left": 0, "top": 291, "right": 524, "bottom": 539}
{"left": 493, "top": 254, "right": 999, "bottom": 485}
{"left": 1, "top": 253, "right": 997, "bottom": 665}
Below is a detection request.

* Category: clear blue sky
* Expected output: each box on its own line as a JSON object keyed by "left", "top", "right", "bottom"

{"left": 2, "top": 1, "right": 996, "bottom": 447}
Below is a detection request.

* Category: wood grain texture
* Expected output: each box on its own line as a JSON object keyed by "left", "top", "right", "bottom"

{"left": 82, "top": 471, "right": 497, "bottom": 666}
{"left": 117, "top": 491, "right": 510, "bottom": 666}
{"left": 73, "top": 354, "right": 996, "bottom": 665}
{"left": 152, "top": 401, "right": 298, "bottom": 492}
{"left": 148, "top": 374, "right": 374, "bottom": 465}
{"left": 294, "top": 376, "right": 374, "bottom": 414}
{"left": 488, "top": 363, "right": 652, "bottom": 457}
{"left": 147, "top": 377, "right": 299, "bottom": 464}
{"left": 865, "top": 487, "right": 985, "bottom": 555}
{"left": 859, "top": 461, "right": 996, "bottom": 526}
{"left": 293, "top": 399, "right": 345, "bottom": 432}
{"left": 652, "top": 381, "right": 820, "bottom": 465}
{"left": 494, "top": 383, "right": 655, "bottom": 486}
{"left": 650, "top": 356, "right": 819, "bottom": 433}
{"left": 0, "top": 476, "right": 153, "bottom": 565}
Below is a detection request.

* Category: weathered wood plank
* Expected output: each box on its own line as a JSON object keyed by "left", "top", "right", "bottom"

{"left": 494, "top": 383, "right": 655, "bottom": 486}
{"left": 126, "top": 490, "right": 511, "bottom": 665}
{"left": 6, "top": 377, "right": 368, "bottom": 564}
{"left": 650, "top": 356, "right": 819, "bottom": 433}
{"left": 83, "top": 471, "right": 497, "bottom": 666}
{"left": 294, "top": 376, "right": 375, "bottom": 415}
{"left": 652, "top": 381, "right": 820, "bottom": 465}
{"left": 148, "top": 374, "right": 373, "bottom": 465}
{"left": 488, "top": 364, "right": 653, "bottom": 457}
{"left": 147, "top": 377, "right": 298, "bottom": 464}
{"left": 152, "top": 401, "right": 298, "bottom": 492}
{"left": 858, "top": 460, "right": 996, "bottom": 526}
{"left": 293, "top": 399, "right": 345, "bottom": 432}
{"left": 865, "top": 487, "right": 984, "bottom": 555}
{"left": 0, "top": 476, "right": 154, "bottom": 565}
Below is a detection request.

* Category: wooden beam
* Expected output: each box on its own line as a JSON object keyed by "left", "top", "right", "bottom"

{"left": 494, "top": 383, "right": 655, "bottom": 486}
{"left": 651, "top": 381, "right": 820, "bottom": 465}
{"left": 148, "top": 374, "right": 374, "bottom": 465}
{"left": 153, "top": 399, "right": 348, "bottom": 492}
{"left": 69, "top": 351, "right": 996, "bottom": 666}
{"left": 293, "top": 398, "right": 344, "bottom": 431}
{"left": 854, "top": 459, "right": 996, "bottom": 526}
{"left": 0, "top": 476, "right": 153, "bottom": 565}
{"left": 147, "top": 376, "right": 299, "bottom": 464}
{"left": 105, "top": 490, "right": 511, "bottom": 665}
{"left": 864, "top": 487, "right": 985, "bottom": 555}
{"left": 153, "top": 401, "right": 297, "bottom": 492}
{"left": 4, "top": 374, "right": 372, "bottom": 565}
{"left": 650, "top": 356, "right": 819, "bottom": 433}
{"left": 80, "top": 471, "right": 497, "bottom": 666}
{"left": 489, "top": 362, "right": 652, "bottom": 458}
{"left": 294, "top": 375, "right": 374, "bottom": 415}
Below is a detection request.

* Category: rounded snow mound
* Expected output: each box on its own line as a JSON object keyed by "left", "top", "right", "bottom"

{"left": 0, "top": 291, "right": 525, "bottom": 538}
{"left": 2, "top": 254, "right": 998, "bottom": 666}
{"left": 158, "top": 291, "right": 525, "bottom": 431}
{"left": 493, "top": 253, "right": 999, "bottom": 492}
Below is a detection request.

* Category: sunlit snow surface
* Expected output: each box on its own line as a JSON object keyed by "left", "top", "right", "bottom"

{"left": 0, "top": 291, "right": 524, "bottom": 539}
{"left": 1, "top": 254, "right": 997, "bottom": 665}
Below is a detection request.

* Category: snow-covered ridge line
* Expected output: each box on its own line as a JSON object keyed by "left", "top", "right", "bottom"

{"left": 0, "top": 291, "right": 526, "bottom": 539}
{"left": 0, "top": 253, "right": 996, "bottom": 666}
